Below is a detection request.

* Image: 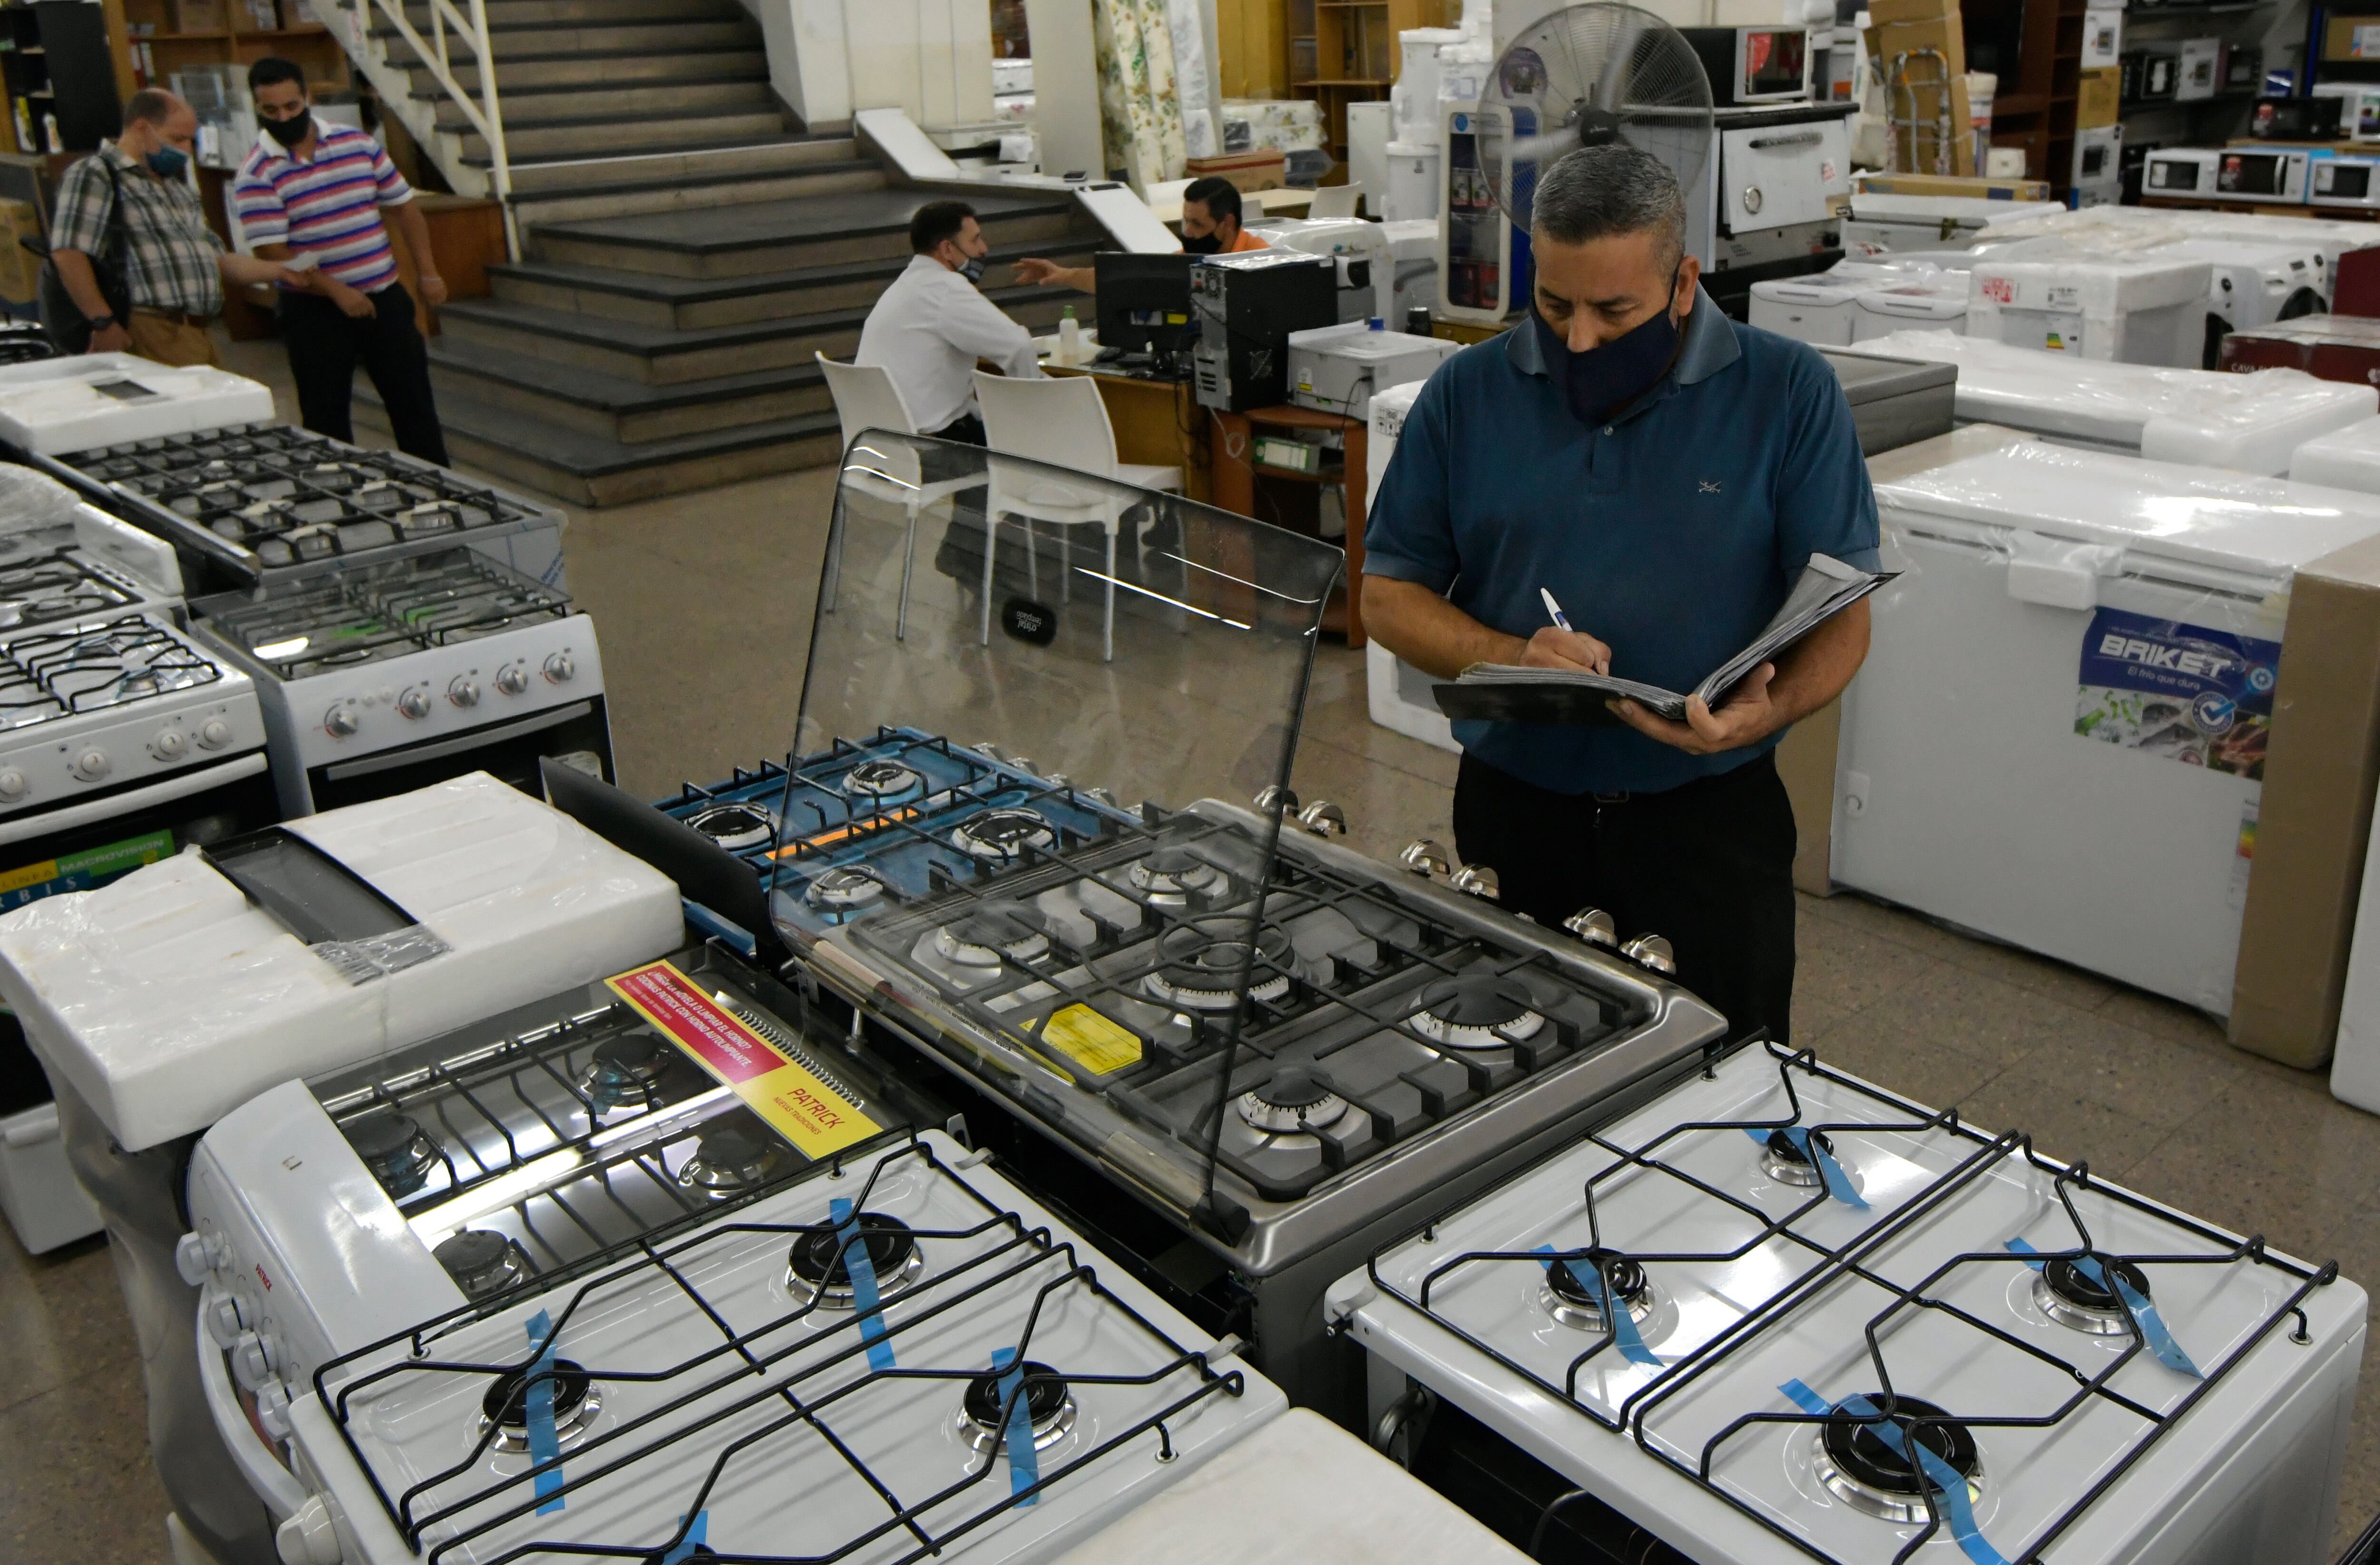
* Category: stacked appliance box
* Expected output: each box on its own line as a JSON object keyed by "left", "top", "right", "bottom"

{"left": 2221, "top": 314, "right": 2380, "bottom": 385}
{"left": 1837, "top": 330, "right": 2379, "bottom": 473}
{"left": 1963, "top": 250, "right": 2211, "bottom": 367}
{"left": 0, "top": 771, "right": 683, "bottom": 1564}
{"left": 2291, "top": 417, "right": 2380, "bottom": 494}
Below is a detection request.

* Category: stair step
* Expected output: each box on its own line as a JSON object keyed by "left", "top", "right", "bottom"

{"left": 356, "top": 383, "right": 843, "bottom": 506}
{"left": 424, "top": 333, "right": 834, "bottom": 442}
{"left": 419, "top": 55, "right": 766, "bottom": 101}
{"left": 505, "top": 163, "right": 887, "bottom": 229}
{"left": 438, "top": 285, "right": 1069, "bottom": 384}
{"left": 400, "top": 0, "right": 747, "bottom": 25}
{"left": 461, "top": 110, "right": 796, "bottom": 161}
{"left": 479, "top": 139, "right": 852, "bottom": 193}
{"left": 490, "top": 237, "right": 1101, "bottom": 329}
{"left": 527, "top": 189, "right": 1089, "bottom": 279}
{"left": 378, "top": 18, "right": 757, "bottom": 59}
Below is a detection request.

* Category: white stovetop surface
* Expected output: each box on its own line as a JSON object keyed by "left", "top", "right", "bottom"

{"left": 288, "top": 1130, "right": 1287, "bottom": 1565}
{"left": 1333, "top": 1044, "right": 2369, "bottom": 1565}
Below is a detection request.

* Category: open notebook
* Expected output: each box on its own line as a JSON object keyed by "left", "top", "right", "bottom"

{"left": 1433, "top": 554, "right": 1892, "bottom": 727}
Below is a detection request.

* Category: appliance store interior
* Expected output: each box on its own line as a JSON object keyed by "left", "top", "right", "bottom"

{"left": 26, "top": 0, "right": 2380, "bottom": 1561}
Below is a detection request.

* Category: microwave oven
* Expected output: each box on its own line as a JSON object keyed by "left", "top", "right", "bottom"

{"left": 1682, "top": 25, "right": 1812, "bottom": 105}
{"left": 2218, "top": 146, "right": 2311, "bottom": 200}
{"left": 2313, "top": 155, "right": 2380, "bottom": 210}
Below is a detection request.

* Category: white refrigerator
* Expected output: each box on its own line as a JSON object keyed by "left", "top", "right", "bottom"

{"left": 1837, "top": 443, "right": 2380, "bottom": 1013}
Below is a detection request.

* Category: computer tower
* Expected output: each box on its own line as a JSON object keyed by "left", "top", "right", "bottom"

{"left": 1191, "top": 250, "right": 1338, "bottom": 413}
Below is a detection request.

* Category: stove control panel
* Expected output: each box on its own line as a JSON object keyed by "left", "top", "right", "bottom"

{"left": 0, "top": 673, "right": 268, "bottom": 822}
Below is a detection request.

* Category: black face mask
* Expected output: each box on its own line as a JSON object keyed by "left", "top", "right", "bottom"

{"left": 1533, "top": 269, "right": 1686, "bottom": 425}
{"left": 1181, "top": 232, "right": 1223, "bottom": 255}
{"left": 260, "top": 112, "right": 310, "bottom": 149}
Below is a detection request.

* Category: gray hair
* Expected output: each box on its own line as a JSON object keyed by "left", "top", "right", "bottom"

{"left": 1531, "top": 144, "right": 1685, "bottom": 266}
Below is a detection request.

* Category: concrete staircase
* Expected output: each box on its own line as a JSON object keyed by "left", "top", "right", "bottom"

{"left": 361, "top": 187, "right": 1105, "bottom": 504}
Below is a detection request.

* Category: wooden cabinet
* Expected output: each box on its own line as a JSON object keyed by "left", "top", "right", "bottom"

{"left": 1287, "top": 0, "right": 1448, "bottom": 169}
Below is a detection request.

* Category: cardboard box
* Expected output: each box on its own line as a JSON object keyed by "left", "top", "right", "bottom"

{"left": 1850, "top": 171, "right": 2051, "bottom": 199}
{"left": 2231, "top": 532, "right": 2380, "bottom": 1067}
{"left": 175, "top": 0, "right": 228, "bottom": 30}
{"left": 1186, "top": 150, "right": 1286, "bottom": 194}
{"left": 2324, "top": 14, "right": 2380, "bottom": 63}
{"left": 2079, "top": 66, "right": 2121, "bottom": 129}
{"left": 0, "top": 199, "right": 40, "bottom": 307}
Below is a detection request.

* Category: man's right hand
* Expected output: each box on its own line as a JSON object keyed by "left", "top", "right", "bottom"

{"left": 1012, "top": 257, "right": 1065, "bottom": 285}
{"left": 89, "top": 321, "right": 131, "bottom": 354}
{"left": 328, "top": 282, "right": 376, "bottom": 319}
{"left": 1517, "top": 626, "right": 1613, "bottom": 674}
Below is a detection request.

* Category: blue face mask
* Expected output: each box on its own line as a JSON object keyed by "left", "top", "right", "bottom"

{"left": 958, "top": 256, "right": 986, "bottom": 284}
{"left": 143, "top": 144, "right": 189, "bottom": 180}
{"left": 1533, "top": 270, "right": 1685, "bottom": 425}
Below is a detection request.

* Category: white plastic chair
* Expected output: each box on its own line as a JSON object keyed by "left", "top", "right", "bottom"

{"left": 1307, "top": 183, "right": 1363, "bottom": 219}
{"left": 817, "top": 353, "right": 983, "bottom": 639}
{"left": 971, "top": 371, "right": 1183, "bottom": 661}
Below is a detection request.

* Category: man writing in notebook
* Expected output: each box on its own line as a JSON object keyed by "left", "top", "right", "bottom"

{"left": 1362, "top": 145, "right": 1880, "bottom": 1043}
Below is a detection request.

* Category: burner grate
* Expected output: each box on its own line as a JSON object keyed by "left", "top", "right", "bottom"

{"left": 0, "top": 613, "right": 223, "bottom": 728}
{"left": 198, "top": 549, "right": 569, "bottom": 677}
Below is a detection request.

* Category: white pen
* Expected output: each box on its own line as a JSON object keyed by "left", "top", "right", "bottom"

{"left": 1540, "top": 587, "right": 1573, "bottom": 632}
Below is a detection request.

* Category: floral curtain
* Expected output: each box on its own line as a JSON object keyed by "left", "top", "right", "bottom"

{"left": 1091, "top": 0, "right": 1189, "bottom": 190}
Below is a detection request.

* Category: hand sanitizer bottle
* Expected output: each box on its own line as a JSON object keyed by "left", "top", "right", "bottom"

{"left": 1059, "top": 305, "right": 1081, "bottom": 365}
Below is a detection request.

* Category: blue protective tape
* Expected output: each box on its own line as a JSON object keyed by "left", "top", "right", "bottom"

{"left": 2005, "top": 1238, "right": 2201, "bottom": 1377}
{"left": 659, "top": 1511, "right": 709, "bottom": 1564}
{"left": 832, "top": 1196, "right": 897, "bottom": 1372}
{"left": 525, "top": 1310, "right": 565, "bottom": 1515}
{"left": 1745, "top": 1126, "right": 1868, "bottom": 1208}
{"left": 992, "top": 1347, "right": 1039, "bottom": 1505}
{"left": 1533, "top": 1245, "right": 1662, "bottom": 1366}
{"left": 1780, "top": 1379, "right": 2008, "bottom": 1565}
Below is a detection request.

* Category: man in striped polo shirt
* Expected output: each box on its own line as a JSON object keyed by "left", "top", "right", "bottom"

{"left": 234, "top": 57, "right": 449, "bottom": 463}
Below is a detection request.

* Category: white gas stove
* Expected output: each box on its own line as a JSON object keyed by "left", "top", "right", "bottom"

{"left": 0, "top": 353, "right": 275, "bottom": 453}
{"left": 271, "top": 1128, "right": 1290, "bottom": 1565}
{"left": 1328, "top": 1040, "right": 2367, "bottom": 1565}
{"left": 191, "top": 547, "right": 609, "bottom": 816}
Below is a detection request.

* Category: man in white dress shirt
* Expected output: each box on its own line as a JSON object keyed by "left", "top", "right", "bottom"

{"left": 856, "top": 200, "right": 1041, "bottom": 445}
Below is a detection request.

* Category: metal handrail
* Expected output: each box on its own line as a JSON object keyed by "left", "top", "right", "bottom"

{"left": 360, "top": 0, "right": 519, "bottom": 256}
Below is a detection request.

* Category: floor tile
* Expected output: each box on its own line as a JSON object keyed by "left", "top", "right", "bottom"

{"left": 0, "top": 1231, "right": 134, "bottom": 1416}
{"left": 2120, "top": 1124, "right": 2363, "bottom": 1262}
{"left": 0, "top": 1357, "right": 171, "bottom": 1565}
{"left": 1954, "top": 1063, "right": 2175, "bottom": 1180}
{"left": 1794, "top": 906, "right": 1942, "bottom": 1023}
{"left": 1803, "top": 1022, "right": 2005, "bottom": 1111}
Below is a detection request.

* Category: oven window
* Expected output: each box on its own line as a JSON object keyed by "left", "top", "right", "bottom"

{"left": 304, "top": 699, "right": 613, "bottom": 815}
{"left": 2081, "top": 144, "right": 2109, "bottom": 179}
{"left": 2220, "top": 154, "right": 2286, "bottom": 196}
{"left": 2150, "top": 159, "right": 2199, "bottom": 191}
{"left": 1745, "top": 29, "right": 1806, "bottom": 95}
{"left": 2330, "top": 164, "right": 2373, "bottom": 199}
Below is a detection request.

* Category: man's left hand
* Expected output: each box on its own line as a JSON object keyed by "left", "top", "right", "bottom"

{"left": 416, "top": 273, "right": 448, "bottom": 308}
{"left": 1608, "top": 662, "right": 1780, "bottom": 756}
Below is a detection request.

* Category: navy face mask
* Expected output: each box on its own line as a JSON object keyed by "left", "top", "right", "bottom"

{"left": 1534, "top": 269, "right": 1686, "bottom": 425}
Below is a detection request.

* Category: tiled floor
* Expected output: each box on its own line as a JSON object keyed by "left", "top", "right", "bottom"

{"left": 6, "top": 341, "right": 2380, "bottom": 1563}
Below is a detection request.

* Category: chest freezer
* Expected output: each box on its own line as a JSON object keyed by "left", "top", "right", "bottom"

{"left": 1814, "top": 348, "right": 1957, "bottom": 453}
{"left": 2289, "top": 415, "right": 2380, "bottom": 492}
{"left": 1841, "top": 194, "right": 2026, "bottom": 253}
{"left": 1838, "top": 330, "right": 2379, "bottom": 473}
{"left": 1839, "top": 443, "right": 2380, "bottom": 1013}
{"left": 1965, "top": 251, "right": 2210, "bottom": 367}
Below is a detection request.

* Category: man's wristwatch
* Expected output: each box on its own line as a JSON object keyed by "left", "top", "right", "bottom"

{"left": 85, "top": 313, "right": 116, "bottom": 331}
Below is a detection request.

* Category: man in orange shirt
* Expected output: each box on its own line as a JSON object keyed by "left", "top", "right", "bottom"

{"left": 1013, "top": 176, "right": 1266, "bottom": 292}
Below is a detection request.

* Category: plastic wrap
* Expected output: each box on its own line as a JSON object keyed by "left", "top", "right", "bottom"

{"left": 0, "top": 772, "right": 684, "bottom": 1152}
{"left": 0, "top": 356, "right": 275, "bottom": 454}
{"left": 0, "top": 464, "right": 101, "bottom": 531}
{"left": 1964, "top": 252, "right": 2209, "bottom": 367}
{"left": 1838, "top": 330, "right": 2380, "bottom": 472}
{"left": 2288, "top": 415, "right": 2380, "bottom": 494}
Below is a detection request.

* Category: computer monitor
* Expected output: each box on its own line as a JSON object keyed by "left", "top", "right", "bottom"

{"left": 1094, "top": 251, "right": 1198, "bottom": 356}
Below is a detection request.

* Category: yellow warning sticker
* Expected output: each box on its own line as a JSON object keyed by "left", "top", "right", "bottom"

{"left": 1041, "top": 1005, "right": 1142, "bottom": 1075}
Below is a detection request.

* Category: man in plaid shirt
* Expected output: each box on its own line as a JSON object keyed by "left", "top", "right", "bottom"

{"left": 49, "top": 88, "right": 298, "bottom": 366}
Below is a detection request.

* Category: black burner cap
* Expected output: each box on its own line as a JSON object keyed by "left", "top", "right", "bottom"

{"left": 435, "top": 1230, "right": 512, "bottom": 1280}
{"left": 694, "top": 805, "right": 771, "bottom": 838}
{"left": 2045, "top": 1255, "right": 2151, "bottom": 1313}
{"left": 953, "top": 903, "right": 1046, "bottom": 949}
{"left": 482, "top": 1358, "right": 592, "bottom": 1430}
{"left": 963, "top": 1361, "right": 1068, "bottom": 1433}
{"left": 1416, "top": 974, "right": 1534, "bottom": 1028}
{"left": 346, "top": 1111, "right": 422, "bottom": 1163}
{"left": 1765, "top": 1128, "right": 1834, "bottom": 1165}
{"left": 1252, "top": 1064, "right": 1336, "bottom": 1110}
{"left": 1546, "top": 1248, "right": 1647, "bottom": 1311}
{"left": 592, "top": 1035, "right": 670, "bottom": 1076}
{"left": 1821, "top": 1395, "right": 1977, "bottom": 1497}
{"left": 788, "top": 1213, "right": 918, "bottom": 1290}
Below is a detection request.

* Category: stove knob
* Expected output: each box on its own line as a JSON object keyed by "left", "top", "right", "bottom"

{"left": 174, "top": 1230, "right": 228, "bottom": 1286}
{"left": 1450, "top": 863, "right": 1500, "bottom": 901}
{"left": 207, "top": 1292, "right": 249, "bottom": 1349}
{"left": 198, "top": 718, "right": 232, "bottom": 750}
{"left": 542, "top": 652, "right": 575, "bottom": 684}
{"left": 1563, "top": 908, "right": 1617, "bottom": 947}
{"left": 253, "top": 1379, "right": 294, "bottom": 1441}
{"left": 230, "top": 1328, "right": 278, "bottom": 1392}
{"left": 447, "top": 677, "right": 479, "bottom": 708}
{"left": 323, "top": 706, "right": 359, "bottom": 738}
{"left": 495, "top": 665, "right": 529, "bottom": 697}
{"left": 152, "top": 728, "right": 188, "bottom": 761}
{"left": 1621, "top": 933, "right": 1676, "bottom": 975}
{"left": 276, "top": 1494, "right": 345, "bottom": 1565}
{"left": 70, "top": 748, "right": 109, "bottom": 782}
{"left": 397, "top": 689, "right": 431, "bottom": 720}
{"left": 1398, "top": 838, "right": 1452, "bottom": 878}
{"left": 0, "top": 769, "right": 25, "bottom": 801}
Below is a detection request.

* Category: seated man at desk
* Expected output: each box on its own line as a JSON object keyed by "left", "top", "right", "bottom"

{"left": 1012, "top": 176, "right": 1268, "bottom": 293}
{"left": 856, "top": 199, "right": 1041, "bottom": 444}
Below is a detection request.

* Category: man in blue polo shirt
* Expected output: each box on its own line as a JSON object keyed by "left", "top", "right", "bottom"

{"left": 1364, "top": 144, "right": 1878, "bottom": 1043}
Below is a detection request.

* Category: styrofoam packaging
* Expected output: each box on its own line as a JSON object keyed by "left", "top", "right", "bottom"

{"left": 1362, "top": 379, "right": 1458, "bottom": 754}
{"left": 1965, "top": 253, "right": 2211, "bottom": 366}
{"left": 1973, "top": 204, "right": 2380, "bottom": 297}
{"left": 1749, "top": 277, "right": 1874, "bottom": 345}
{"left": 0, "top": 772, "right": 684, "bottom": 1153}
{"left": 1852, "top": 279, "right": 1971, "bottom": 339}
{"left": 1839, "top": 329, "right": 2380, "bottom": 473}
{"left": 0, "top": 355, "right": 275, "bottom": 453}
{"left": 2290, "top": 416, "right": 2380, "bottom": 492}
{"left": 1841, "top": 193, "right": 2031, "bottom": 252}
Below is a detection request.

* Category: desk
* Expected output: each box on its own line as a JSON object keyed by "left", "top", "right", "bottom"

{"left": 1039, "top": 358, "right": 1212, "bottom": 503}
{"left": 1209, "top": 403, "right": 1368, "bottom": 647}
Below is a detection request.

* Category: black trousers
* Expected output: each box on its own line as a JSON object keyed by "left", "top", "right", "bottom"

{"left": 280, "top": 282, "right": 449, "bottom": 466}
{"left": 1452, "top": 748, "right": 1798, "bottom": 1043}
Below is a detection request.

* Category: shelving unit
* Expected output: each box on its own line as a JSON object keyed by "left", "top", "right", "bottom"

{"left": 2113, "top": 0, "right": 2275, "bottom": 187}
{"left": 116, "top": 0, "right": 348, "bottom": 109}
{"left": 1967, "top": 0, "right": 2085, "bottom": 197}
{"left": 1286, "top": 0, "right": 1445, "bottom": 170}
{"left": 0, "top": 1, "right": 129, "bottom": 155}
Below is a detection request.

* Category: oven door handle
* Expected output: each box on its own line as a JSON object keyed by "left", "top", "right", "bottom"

{"left": 194, "top": 1291, "right": 308, "bottom": 1521}
{"left": 0, "top": 752, "right": 268, "bottom": 850}
{"left": 320, "top": 700, "right": 594, "bottom": 783}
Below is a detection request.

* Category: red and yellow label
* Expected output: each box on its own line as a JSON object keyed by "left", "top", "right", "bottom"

{"left": 604, "top": 959, "right": 880, "bottom": 1159}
